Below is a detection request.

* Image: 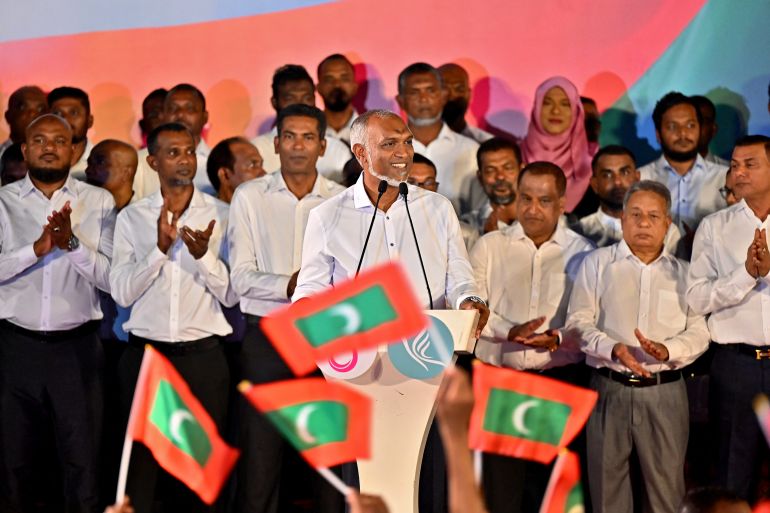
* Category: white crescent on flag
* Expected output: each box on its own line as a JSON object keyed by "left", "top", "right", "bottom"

{"left": 295, "top": 405, "right": 318, "bottom": 444}
{"left": 512, "top": 400, "right": 539, "bottom": 436}
{"left": 169, "top": 409, "right": 195, "bottom": 444}
{"left": 327, "top": 304, "right": 362, "bottom": 335}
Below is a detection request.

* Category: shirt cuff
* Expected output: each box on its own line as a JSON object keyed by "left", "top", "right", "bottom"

{"left": 455, "top": 294, "right": 473, "bottom": 310}
{"left": 18, "top": 244, "right": 40, "bottom": 268}
{"left": 194, "top": 249, "right": 219, "bottom": 277}
{"left": 147, "top": 246, "right": 168, "bottom": 267}
{"left": 64, "top": 241, "right": 90, "bottom": 266}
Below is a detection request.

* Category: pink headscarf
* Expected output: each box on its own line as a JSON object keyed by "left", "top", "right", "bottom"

{"left": 522, "top": 76, "right": 593, "bottom": 212}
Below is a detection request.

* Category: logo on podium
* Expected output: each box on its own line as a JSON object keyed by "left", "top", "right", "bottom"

{"left": 387, "top": 316, "right": 453, "bottom": 379}
{"left": 318, "top": 348, "right": 378, "bottom": 379}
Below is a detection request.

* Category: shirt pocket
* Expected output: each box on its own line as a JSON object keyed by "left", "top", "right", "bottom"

{"left": 656, "top": 289, "right": 687, "bottom": 332}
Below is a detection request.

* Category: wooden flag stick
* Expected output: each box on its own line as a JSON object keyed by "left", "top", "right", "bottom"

{"left": 318, "top": 467, "right": 352, "bottom": 497}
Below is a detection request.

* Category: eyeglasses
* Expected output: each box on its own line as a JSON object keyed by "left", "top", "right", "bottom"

{"left": 719, "top": 186, "right": 734, "bottom": 200}
{"left": 407, "top": 178, "right": 438, "bottom": 188}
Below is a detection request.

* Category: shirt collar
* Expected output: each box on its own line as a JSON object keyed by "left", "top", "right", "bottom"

{"left": 660, "top": 152, "right": 706, "bottom": 175}
{"left": 150, "top": 186, "right": 207, "bottom": 209}
{"left": 615, "top": 239, "right": 672, "bottom": 266}
{"left": 504, "top": 221, "right": 569, "bottom": 247}
{"left": 596, "top": 207, "right": 622, "bottom": 227}
{"left": 270, "top": 171, "right": 329, "bottom": 198}
{"left": 18, "top": 173, "right": 79, "bottom": 199}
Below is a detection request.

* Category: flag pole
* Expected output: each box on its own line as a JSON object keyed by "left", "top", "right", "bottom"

{"left": 318, "top": 467, "right": 352, "bottom": 497}
{"left": 538, "top": 449, "right": 568, "bottom": 513}
{"left": 115, "top": 346, "right": 154, "bottom": 503}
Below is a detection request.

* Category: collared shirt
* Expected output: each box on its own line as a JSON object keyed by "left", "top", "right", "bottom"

{"left": 252, "top": 128, "right": 353, "bottom": 184}
{"left": 705, "top": 151, "right": 729, "bottom": 167}
{"left": 110, "top": 188, "right": 237, "bottom": 342}
{"left": 462, "top": 200, "right": 512, "bottom": 235}
{"left": 471, "top": 223, "right": 593, "bottom": 370}
{"left": 0, "top": 139, "right": 11, "bottom": 160}
{"left": 133, "top": 140, "right": 213, "bottom": 199}
{"left": 461, "top": 124, "right": 494, "bottom": 144}
{"left": 638, "top": 153, "right": 727, "bottom": 230}
{"left": 0, "top": 175, "right": 115, "bottom": 330}
{"left": 69, "top": 139, "right": 94, "bottom": 181}
{"left": 687, "top": 200, "right": 770, "bottom": 345}
{"left": 578, "top": 207, "right": 682, "bottom": 254}
{"left": 326, "top": 111, "right": 358, "bottom": 145}
{"left": 293, "top": 174, "right": 479, "bottom": 309}
{"left": 567, "top": 240, "right": 709, "bottom": 373}
{"left": 412, "top": 123, "right": 480, "bottom": 215}
{"left": 229, "top": 172, "right": 345, "bottom": 316}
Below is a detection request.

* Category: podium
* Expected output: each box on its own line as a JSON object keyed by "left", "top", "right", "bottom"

{"left": 319, "top": 309, "right": 480, "bottom": 513}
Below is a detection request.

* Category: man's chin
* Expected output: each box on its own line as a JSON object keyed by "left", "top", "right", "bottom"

{"left": 28, "top": 167, "right": 69, "bottom": 184}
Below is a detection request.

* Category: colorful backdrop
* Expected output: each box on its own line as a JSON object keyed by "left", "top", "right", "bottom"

{"left": 1, "top": 0, "right": 768, "bottom": 164}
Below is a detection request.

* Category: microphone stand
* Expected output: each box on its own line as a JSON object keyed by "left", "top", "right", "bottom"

{"left": 356, "top": 180, "right": 388, "bottom": 277}
{"left": 399, "top": 182, "right": 433, "bottom": 309}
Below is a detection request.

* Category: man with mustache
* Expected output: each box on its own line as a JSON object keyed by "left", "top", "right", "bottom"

{"left": 0, "top": 114, "right": 115, "bottom": 512}
{"left": 638, "top": 92, "right": 727, "bottom": 234}
{"left": 438, "top": 63, "right": 492, "bottom": 144}
{"left": 317, "top": 54, "right": 359, "bottom": 146}
{"left": 48, "top": 86, "right": 94, "bottom": 181}
{"left": 1, "top": 85, "right": 47, "bottom": 159}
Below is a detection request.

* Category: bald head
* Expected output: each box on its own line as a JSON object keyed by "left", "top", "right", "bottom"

{"left": 26, "top": 113, "right": 72, "bottom": 138}
{"left": 5, "top": 86, "right": 48, "bottom": 143}
{"left": 86, "top": 139, "right": 138, "bottom": 192}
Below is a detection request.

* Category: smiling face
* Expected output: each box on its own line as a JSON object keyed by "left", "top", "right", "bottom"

{"left": 539, "top": 87, "right": 573, "bottom": 135}
{"left": 621, "top": 190, "right": 671, "bottom": 256}
{"left": 275, "top": 115, "right": 326, "bottom": 175}
{"left": 353, "top": 115, "right": 414, "bottom": 189}
{"left": 478, "top": 148, "right": 521, "bottom": 205}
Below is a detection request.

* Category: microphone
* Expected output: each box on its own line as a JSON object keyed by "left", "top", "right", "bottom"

{"left": 356, "top": 180, "right": 388, "bottom": 277}
{"left": 399, "top": 182, "right": 433, "bottom": 309}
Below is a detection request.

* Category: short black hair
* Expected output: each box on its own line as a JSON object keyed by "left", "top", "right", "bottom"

{"left": 652, "top": 91, "right": 702, "bottom": 133}
{"left": 147, "top": 122, "right": 193, "bottom": 156}
{"left": 413, "top": 153, "right": 437, "bottom": 174}
{"left": 477, "top": 137, "right": 522, "bottom": 171}
{"left": 691, "top": 94, "right": 716, "bottom": 117}
{"left": 680, "top": 486, "right": 746, "bottom": 513}
{"left": 517, "top": 161, "right": 567, "bottom": 197}
{"left": 206, "top": 136, "right": 250, "bottom": 192}
{"left": 47, "top": 86, "right": 90, "bottom": 114}
{"left": 166, "top": 83, "right": 206, "bottom": 110}
{"left": 143, "top": 88, "right": 168, "bottom": 108}
{"left": 272, "top": 64, "right": 314, "bottom": 101}
{"left": 591, "top": 144, "right": 637, "bottom": 174}
{"left": 0, "top": 142, "right": 24, "bottom": 184}
{"left": 397, "top": 62, "right": 443, "bottom": 95}
{"left": 317, "top": 54, "right": 354, "bottom": 79}
{"left": 276, "top": 104, "right": 327, "bottom": 139}
{"left": 580, "top": 96, "right": 597, "bottom": 107}
{"left": 733, "top": 134, "right": 770, "bottom": 161}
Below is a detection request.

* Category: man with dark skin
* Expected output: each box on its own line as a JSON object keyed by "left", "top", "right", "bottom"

{"left": 468, "top": 138, "right": 522, "bottom": 234}
{"left": 138, "top": 88, "right": 167, "bottom": 148}
{"left": 207, "top": 137, "right": 265, "bottom": 204}
{"left": 1, "top": 85, "right": 47, "bottom": 157}
{"left": 86, "top": 139, "right": 138, "bottom": 211}
{"left": 580, "top": 96, "right": 601, "bottom": 146}
{"left": 692, "top": 95, "right": 728, "bottom": 166}
{"left": 317, "top": 54, "right": 359, "bottom": 145}
{"left": 0, "top": 142, "right": 26, "bottom": 185}
{"left": 438, "top": 63, "right": 492, "bottom": 143}
{"left": 48, "top": 86, "right": 94, "bottom": 180}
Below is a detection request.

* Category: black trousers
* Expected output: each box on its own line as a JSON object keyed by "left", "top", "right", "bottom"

{"left": 118, "top": 337, "right": 230, "bottom": 513}
{"left": 236, "top": 315, "right": 343, "bottom": 513}
{"left": 0, "top": 321, "right": 103, "bottom": 513}
{"left": 710, "top": 344, "right": 770, "bottom": 501}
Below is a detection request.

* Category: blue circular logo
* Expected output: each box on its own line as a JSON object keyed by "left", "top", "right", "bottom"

{"left": 387, "top": 316, "right": 454, "bottom": 379}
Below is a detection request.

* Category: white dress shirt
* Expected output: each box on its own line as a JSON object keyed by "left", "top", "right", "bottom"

{"left": 110, "top": 188, "right": 237, "bottom": 342}
{"left": 68, "top": 139, "right": 94, "bottom": 181}
{"left": 133, "top": 140, "right": 213, "bottom": 199}
{"left": 252, "top": 127, "right": 353, "bottom": 184}
{"left": 326, "top": 111, "right": 358, "bottom": 145}
{"left": 638, "top": 153, "right": 727, "bottom": 230}
{"left": 228, "top": 172, "right": 344, "bottom": 316}
{"left": 293, "top": 174, "right": 479, "bottom": 309}
{"left": 462, "top": 124, "right": 494, "bottom": 144}
{"left": 0, "top": 175, "right": 115, "bottom": 330}
{"left": 412, "top": 123, "right": 480, "bottom": 215}
{"left": 579, "top": 207, "right": 682, "bottom": 253}
{"left": 567, "top": 240, "right": 709, "bottom": 373}
{"left": 687, "top": 200, "right": 770, "bottom": 345}
{"left": 471, "top": 223, "right": 593, "bottom": 370}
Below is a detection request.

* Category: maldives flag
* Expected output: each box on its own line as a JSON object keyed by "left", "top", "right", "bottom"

{"left": 753, "top": 394, "right": 770, "bottom": 446}
{"left": 469, "top": 363, "right": 597, "bottom": 464}
{"left": 239, "top": 378, "right": 371, "bottom": 468}
{"left": 126, "top": 346, "right": 239, "bottom": 504}
{"left": 539, "top": 451, "right": 585, "bottom": 513}
{"left": 262, "top": 261, "right": 427, "bottom": 375}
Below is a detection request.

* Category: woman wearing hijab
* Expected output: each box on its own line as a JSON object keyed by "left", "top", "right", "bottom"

{"left": 522, "top": 76, "right": 594, "bottom": 213}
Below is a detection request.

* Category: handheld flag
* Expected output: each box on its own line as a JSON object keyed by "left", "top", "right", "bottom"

{"left": 119, "top": 346, "right": 239, "bottom": 504}
{"left": 539, "top": 450, "right": 585, "bottom": 513}
{"left": 753, "top": 394, "right": 770, "bottom": 447}
{"left": 262, "top": 261, "right": 427, "bottom": 375}
{"left": 469, "top": 362, "right": 597, "bottom": 464}
{"left": 239, "top": 378, "right": 371, "bottom": 469}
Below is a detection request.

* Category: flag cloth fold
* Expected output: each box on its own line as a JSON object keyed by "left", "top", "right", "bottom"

{"left": 539, "top": 450, "right": 585, "bottom": 513}
{"left": 469, "top": 362, "right": 597, "bottom": 464}
{"left": 239, "top": 378, "right": 371, "bottom": 468}
{"left": 125, "top": 346, "right": 239, "bottom": 504}
{"left": 262, "top": 261, "right": 427, "bottom": 375}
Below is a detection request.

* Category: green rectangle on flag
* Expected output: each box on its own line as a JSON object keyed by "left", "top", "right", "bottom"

{"left": 150, "top": 379, "right": 212, "bottom": 467}
{"left": 294, "top": 285, "right": 397, "bottom": 348}
{"left": 266, "top": 400, "right": 348, "bottom": 451}
{"left": 483, "top": 388, "right": 571, "bottom": 445}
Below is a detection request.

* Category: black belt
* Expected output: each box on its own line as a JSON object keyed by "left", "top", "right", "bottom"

{"left": 0, "top": 319, "right": 99, "bottom": 342}
{"left": 717, "top": 343, "right": 770, "bottom": 360}
{"left": 128, "top": 334, "right": 221, "bottom": 356}
{"left": 597, "top": 367, "right": 682, "bottom": 388}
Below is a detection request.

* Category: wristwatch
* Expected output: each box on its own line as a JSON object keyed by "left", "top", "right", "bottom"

{"left": 463, "top": 296, "right": 488, "bottom": 307}
{"left": 67, "top": 234, "right": 80, "bottom": 252}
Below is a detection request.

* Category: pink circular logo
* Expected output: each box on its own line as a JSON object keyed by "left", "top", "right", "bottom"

{"left": 328, "top": 351, "right": 359, "bottom": 373}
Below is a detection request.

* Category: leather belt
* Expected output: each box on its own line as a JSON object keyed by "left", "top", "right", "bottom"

{"left": 718, "top": 343, "right": 770, "bottom": 360}
{"left": 597, "top": 367, "right": 682, "bottom": 388}
{"left": 0, "top": 319, "right": 99, "bottom": 342}
{"left": 128, "top": 334, "right": 221, "bottom": 356}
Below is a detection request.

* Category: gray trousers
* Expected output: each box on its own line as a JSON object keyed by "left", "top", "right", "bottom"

{"left": 587, "top": 371, "right": 688, "bottom": 513}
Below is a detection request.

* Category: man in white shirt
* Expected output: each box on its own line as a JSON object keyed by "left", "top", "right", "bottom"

{"left": 229, "top": 104, "right": 345, "bottom": 513}
{"left": 0, "top": 114, "right": 115, "bottom": 513}
{"left": 438, "top": 63, "right": 493, "bottom": 144}
{"left": 687, "top": 135, "right": 770, "bottom": 501}
{"left": 317, "top": 54, "right": 359, "bottom": 145}
{"left": 48, "top": 86, "right": 94, "bottom": 181}
{"left": 396, "top": 63, "right": 480, "bottom": 215}
{"left": 638, "top": 92, "right": 727, "bottom": 233}
{"left": 580, "top": 144, "right": 681, "bottom": 253}
{"left": 1, "top": 85, "right": 47, "bottom": 159}
{"left": 133, "top": 83, "right": 214, "bottom": 198}
{"left": 568, "top": 180, "right": 709, "bottom": 513}
{"left": 470, "top": 162, "right": 593, "bottom": 513}
{"left": 110, "top": 122, "right": 237, "bottom": 513}
{"left": 252, "top": 65, "right": 352, "bottom": 183}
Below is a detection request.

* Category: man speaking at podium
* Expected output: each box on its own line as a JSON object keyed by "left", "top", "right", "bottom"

{"left": 293, "top": 109, "right": 488, "bottom": 513}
